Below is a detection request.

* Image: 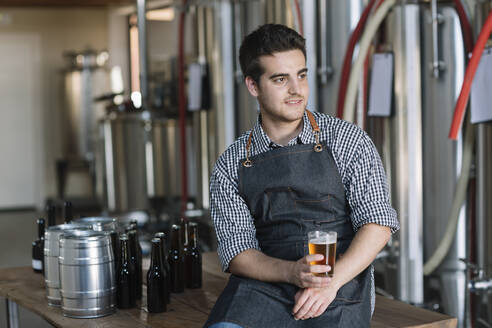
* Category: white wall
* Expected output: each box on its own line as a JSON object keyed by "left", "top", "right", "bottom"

{"left": 0, "top": 7, "right": 109, "bottom": 209}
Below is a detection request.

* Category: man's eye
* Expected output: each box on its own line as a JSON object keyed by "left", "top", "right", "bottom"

{"left": 274, "top": 77, "right": 286, "bottom": 83}
{"left": 299, "top": 73, "right": 307, "bottom": 79}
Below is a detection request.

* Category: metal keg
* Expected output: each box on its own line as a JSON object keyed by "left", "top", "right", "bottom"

{"left": 59, "top": 230, "right": 116, "bottom": 318}
{"left": 44, "top": 224, "right": 92, "bottom": 306}
{"left": 72, "top": 216, "right": 117, "bottom": 231}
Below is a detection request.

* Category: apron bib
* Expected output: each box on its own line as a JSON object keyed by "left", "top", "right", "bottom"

{"left": 206, "top": 111, "right": 371, "bottom": 328}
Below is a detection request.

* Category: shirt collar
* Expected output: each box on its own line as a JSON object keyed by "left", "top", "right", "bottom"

{"left": 251, "top": 111, "right": 315, "bottom": 152}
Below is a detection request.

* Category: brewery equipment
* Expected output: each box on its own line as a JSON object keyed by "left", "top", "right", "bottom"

{"left": 59, "top": 50, "right": 111, "bottom": 199}
{"left": 98, "top": 111, "right": 197, "bottom": 214}
{"left": 471, "top": 2, "right": 492, "bottom": 326}
{"left": 59, "top": 230, "right": 116, "bottom": 318}
{"left": 44, "top": 224, "right": 92, "bottom": 306}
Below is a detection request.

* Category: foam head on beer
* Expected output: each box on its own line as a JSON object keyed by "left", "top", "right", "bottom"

{"left": 308, "top": 230, "right": 337, "bottom": 277}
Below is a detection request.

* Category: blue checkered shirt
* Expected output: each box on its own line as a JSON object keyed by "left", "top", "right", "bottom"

{"left": 210, "top": 111, "right": 399, "bottom": 272}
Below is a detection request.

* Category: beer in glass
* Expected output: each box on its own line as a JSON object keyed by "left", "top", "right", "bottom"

{"left": 308, "top": 230, "right": 337, "bottom": 277}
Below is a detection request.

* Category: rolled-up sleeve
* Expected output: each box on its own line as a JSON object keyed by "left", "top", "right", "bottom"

{"left": 210, "top": 158, "right": 260, "bottom": 272}
{"left": 345, "top": 133, "right": 400, "bottom": 233}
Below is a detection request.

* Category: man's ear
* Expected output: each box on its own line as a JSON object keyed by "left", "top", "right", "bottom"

{"left": 245, "top": 76, "right": 259, "bottom": 97}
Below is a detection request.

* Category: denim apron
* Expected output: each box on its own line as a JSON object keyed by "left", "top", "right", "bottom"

{"left": 205, "top": 111, "right": 371, "bottom": 328}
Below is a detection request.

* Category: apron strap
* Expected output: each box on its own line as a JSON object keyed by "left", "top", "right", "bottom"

{"left": 242, "top": 110, "right": 323, "bottom": 168}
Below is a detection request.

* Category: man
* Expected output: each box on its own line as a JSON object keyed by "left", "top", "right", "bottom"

{"left": 205, "top": 24, "right": 399, "bottom": 328}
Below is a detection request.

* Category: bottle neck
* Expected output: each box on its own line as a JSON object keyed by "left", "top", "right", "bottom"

{"left": 150, "top": 241, "right": 161, "bottom": 268}
{"left": 190, "top": 226, "right": 198, "bottom": 248}
{"left": 64, "top": 202, "right": 73, "bottom": 222}
{"left": 121, "top": 239, "right": 129, "bottom": 263}
{"left": 47, "top": 206, "right": 56, "bottom": 226}
{"left": 181, "top": 224, "right": 188, "bottom": 246}
{"left": 158, "top": 236, "right": 167, "bottom": 254}
{"left": 37, "top": 219, "right": 45, "bottom": 239}
{"left": 128, "top": 232, "right": 137, "bottom": 252}
{"left": 171, "top": 229, "right": 181, "bottom": 250}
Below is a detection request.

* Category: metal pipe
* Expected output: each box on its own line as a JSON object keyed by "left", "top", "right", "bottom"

{"left": 468, "top": 278, "right": 492, "bottom": 292}
{"left": 430, "top": 0, "right": 445, "bottom": 78}
{"left": 233, "top": 1, "right": 243, "bottom": 84}
{"left": 317, "top": 0, "right": 333, "bottom": 85}
{"left": 302, "top": 0, "right": 318, "bottom": 111}
{"left": 136, "top": 0, "right": 148, "bottom": 106}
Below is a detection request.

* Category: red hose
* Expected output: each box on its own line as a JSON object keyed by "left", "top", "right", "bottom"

{"left": 294, "top": 0, "right": 303, "bottom": 36}
{"left": 449, "top": 9, "right": 492, "bottom": 140}
{"left": 454, "top": 0, "right": 474, "bottom": 55}
{"left": 336, "top": 0, "right": 378, "bottom": 118}
{"left": 178, "top": 1, "right": 188, "bottom": 213}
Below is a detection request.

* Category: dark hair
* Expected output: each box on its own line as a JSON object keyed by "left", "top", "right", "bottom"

{"left": 239, "top": 24, "right": 306, "bottom": 83}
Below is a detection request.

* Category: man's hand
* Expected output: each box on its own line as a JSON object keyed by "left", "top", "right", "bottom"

{"left": 288, "top": 254, "right": 332, "bottom": 288}
{"left": 292, "top": 284, "right": 339, "bottom": 320}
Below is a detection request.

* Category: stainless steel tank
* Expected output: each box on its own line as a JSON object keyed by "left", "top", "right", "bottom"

{"left": 44, "top": 224, "right": 92, "bottom": 306}
{"left": 420, "top": 2, "right": 467, "bottom": 326}
{"left": 59, "top": 230, "right": 116, "bottom": 318}
{"left": 99, "top": 111, "right": 197, "bottom": 213}
{"left": 473, "top": 2, "right": 492, "bottom": 325}
{"left": 318, "top": 0, "right": 364, "bottom": 116}
{"left": 381, "top": 2, "right": 425, "bottom": 306}
{"left": 63, "top": 50, "right": 111, "bottom": 160}
{"left": 376, "top": 1, "right": 468, "bottom": 325}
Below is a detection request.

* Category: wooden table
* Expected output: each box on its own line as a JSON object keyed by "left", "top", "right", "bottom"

{"left": 0, "top": 252, "right": 457, "bottom": 328}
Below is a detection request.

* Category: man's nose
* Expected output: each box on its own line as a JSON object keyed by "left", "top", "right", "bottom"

{"left": 288, "top": 79, "right": 301, "bottom": 95}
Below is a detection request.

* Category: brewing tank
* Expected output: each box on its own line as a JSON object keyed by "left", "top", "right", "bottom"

{"left": 420, "top": 3, "right": 466, "bottom": 326}
{"left": 99, "top": 111, "right": 197, "bottom": 214}
{"left": 474, "top": 1, "right": 492, "bottom": 325}
{"left": 318, "top": 0, "right": 364, "bottom": 116}
{"left": 63, "top": 50, "right": 111, "bottom": 160}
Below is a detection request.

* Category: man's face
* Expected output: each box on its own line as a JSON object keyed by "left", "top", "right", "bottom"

{"left": 246, "top": 49, "right": 309, "bottom": 125}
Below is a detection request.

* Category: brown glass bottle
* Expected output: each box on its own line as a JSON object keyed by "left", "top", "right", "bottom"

{"left": 128, "top": 221, "right": 143, "bottom": 293}
{"left": 128, "top": 230, "right": 142, "bottom": 300}
{"left": 63, "top": 201, "right": 73, "bottom": 223}
{"left": 117, "top": 234, "right": 136, "bottom": 309}
{"left": 185, "top": 222, "right": 202, "bottom": 288}
{"left": 147, "top": 238, "right": 167, "bottom": 313}
{"left": 32, "top": 218, "right": 45, "bottom": 274}
{"left": 46, "top": 203, "right": 56, "bottom": 227}
{"left": 180, "top": 217, "right": 189, "bottom": 255}
{"left": 110, "top": 230, "right": 120, "bottom": 272}
{"left": 169, "top": 224, "right": 185, "bottom": 293}
{"left": 154, "top": 232, "right": 171, "bottom": 303}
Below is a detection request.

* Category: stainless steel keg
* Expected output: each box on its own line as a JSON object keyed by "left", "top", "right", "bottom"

{"left": 72, "top": 217, "right": 117, "bottom": 232}
{"left": 59, "top": 230, "right": 116, "bottom": 318}
{"left": 44, "top": 224, "right": 92, "bottom": 306}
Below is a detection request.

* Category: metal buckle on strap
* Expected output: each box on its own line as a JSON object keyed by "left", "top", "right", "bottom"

{"left": 314, "top": 132, "right": 323, "bottom": 152}
{"left": 243, "top": 159, "right": 252, "bottom": 168}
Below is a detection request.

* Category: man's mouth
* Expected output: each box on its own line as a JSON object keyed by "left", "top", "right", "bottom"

{"left": 285, "top": 99, "right": 303, "bottom": 105}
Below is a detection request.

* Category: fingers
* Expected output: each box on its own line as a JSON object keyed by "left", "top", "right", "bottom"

{"left": 313, "top": 302, "right": 329, "bottom": 318}
{"left": 304, "top": 254, "right": 324, "bottom": 263}
{"left": 300, "top": 299, "right": 323, "bottom": 320}
{"left": 292, "top": 291, "right": 330, "bottom": 320}
{"left": 293, "top": 292, "right": 316, "bottom": 320}
{"left": 309, "top": 264, "right": 331, "bottom": 274}
{"left": 292, "top": 289, "right": 309, "bottom": 314}
{"left": 294, "top": 289, "right": 303, "bottom": 303}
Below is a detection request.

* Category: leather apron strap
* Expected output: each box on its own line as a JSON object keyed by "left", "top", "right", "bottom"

{"left": 242, "top": 110, "right": 322, "bottom": 168}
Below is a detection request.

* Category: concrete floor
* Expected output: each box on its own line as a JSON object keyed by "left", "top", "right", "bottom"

{"left": 0, "top": 210, "right": 54, "bottom": 328}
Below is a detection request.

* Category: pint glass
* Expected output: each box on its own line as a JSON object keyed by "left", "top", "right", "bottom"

{"left": 308, "top": 230, "right": 337, "bottom": 277}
